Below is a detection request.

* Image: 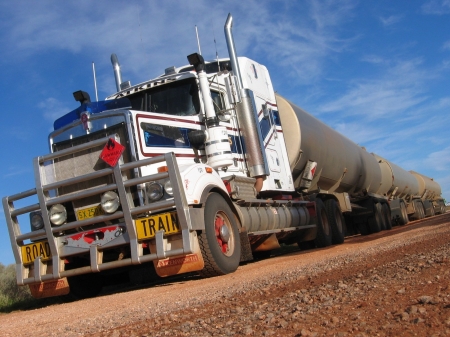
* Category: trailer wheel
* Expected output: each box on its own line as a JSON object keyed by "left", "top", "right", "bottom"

{"left": 399, "top": 200, "right": 409, "bottom": 226}
{"left": 413, "top": 200, "right": 425, "bottom": 220}
{"left": 324, "top": 199, "right": 345, "bottom": 244}
{"left": 198, "top": 193, "right": 241, "bottom": 277}
{"left": 382, "top": 203, "right": 392, "bottom": 230}
{"left": 368, "top": 203, "right": 383, "bottom": 233}
{"left": 429, "top": 204, "right": 435, "bottom": 217}
{"left": 377, "top": 203, "right": 386, "bottom": 230}
{"left": 314, "top": 199, "right": 332, "bottom": 248}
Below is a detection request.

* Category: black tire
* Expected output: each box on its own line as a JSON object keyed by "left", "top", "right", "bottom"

{"left": 314, "top": 199, "right": 332, "bottom": 248}
{"left": 368, "top": 203, "right": 383, "bottom": 233}
{"left": 68, "top": 273, "right": 103, "bottom": 299}
{"left": 324, "top": 199, "right": 345, "bottom": 244}
{"left": 420, "top": 202, "right": 425, "bottom": 219}
{"left": 377, "top": 203, "right": 386, "bottom": 231}
{"left": 382, "top": 203, "right": 392, "bottom": 230}
{"left": 399, "top": 201, "right": 409, "bottom": 226}
{"left": 430, "top": 205, "right": 435, "bottom": 217}
{"left": 198, "top": 193, "right": 241, "bottom": 277}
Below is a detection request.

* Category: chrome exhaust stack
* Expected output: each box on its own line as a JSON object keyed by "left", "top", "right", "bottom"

{"left": 224, "top": 14, "right": 269, "bottom": 183}
{"left": 111, "top": 54, "right": 123, "bottom": 92}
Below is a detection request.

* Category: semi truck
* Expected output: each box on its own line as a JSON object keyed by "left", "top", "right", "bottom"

{"left": 3, "top": 14, "right": 446, "bottom": 299}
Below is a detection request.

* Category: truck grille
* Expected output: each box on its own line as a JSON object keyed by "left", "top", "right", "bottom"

{"left": 52, "top": 123, "right": 131, "bottom": 210}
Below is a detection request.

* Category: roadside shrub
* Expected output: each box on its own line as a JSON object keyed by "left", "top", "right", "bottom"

{"left": 0, "top": 263, "right": 33, "bottom": 310}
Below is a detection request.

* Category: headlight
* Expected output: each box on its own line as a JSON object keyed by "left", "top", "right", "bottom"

{"left": 146, "top": 182, "right": 164, "bottom": 202}
{"left": 101, "top": 191, "right": 120, "bottom": 214}
{"left": 164, "top": 180, "right": 173, "bottom": 196}
{"left": 49, "top": 204, "right": 67, "bottom": 226}
{"left": 30, "top": 211, "right": 44, "bottom": 230}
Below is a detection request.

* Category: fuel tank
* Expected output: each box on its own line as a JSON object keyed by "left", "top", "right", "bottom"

{"left": 372, "top": 154, "right": 419, "bottom": 199}
{"left": 409, "top": 171, "right": 441, "bottom": 200}
{"left": 276, "top": 94, "right": 381, "bottom": 195}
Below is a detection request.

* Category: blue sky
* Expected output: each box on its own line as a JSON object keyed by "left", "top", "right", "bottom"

{"left": 0, "top": 0, "right": 449, "bottom": 265}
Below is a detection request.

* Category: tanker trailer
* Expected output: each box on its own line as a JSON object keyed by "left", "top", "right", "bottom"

{"left": 373, "top": 154, "right": 426, "bottom": 224}
{"left": 275, "top": 94, "right": 391, "bottom": 236}
{"left": 409, "top": 171, "right": 446, "bottom": 215}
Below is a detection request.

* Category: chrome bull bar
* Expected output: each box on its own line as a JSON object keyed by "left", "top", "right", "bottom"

{"left": 3, "top": 135, "right": 195, "bottom": 285}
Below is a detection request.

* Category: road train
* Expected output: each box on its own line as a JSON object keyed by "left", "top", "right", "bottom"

{"left": 3, "top": 14, "right": 446, "bottom": 299}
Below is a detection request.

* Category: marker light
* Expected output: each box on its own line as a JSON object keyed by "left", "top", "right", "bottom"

{"left": 101, "top": 191, "right": 120, "bottom": 214}
{"left": 49, "top": 204, "right": 67, "bottom": 226}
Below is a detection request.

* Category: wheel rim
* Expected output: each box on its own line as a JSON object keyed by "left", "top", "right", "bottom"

{"left": 214, "top": 211, "right": 235, "bottom": 256}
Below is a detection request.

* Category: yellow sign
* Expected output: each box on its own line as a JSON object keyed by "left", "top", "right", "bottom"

{"left": 22, "top": 241, "right": 51, "bottom": 265}
{"left": 135, "top": 212, "right": 180, "bottom": 240}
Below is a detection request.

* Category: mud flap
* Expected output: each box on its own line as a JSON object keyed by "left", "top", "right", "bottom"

{"left": 29, "top": 277, "right": 70, "bottom": 299}
{"left": 150, "top": 232, "right": 205, "bottom": 277}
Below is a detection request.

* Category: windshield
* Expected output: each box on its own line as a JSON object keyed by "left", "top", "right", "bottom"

{"left": 127, "top": 78, "right": 200, "bottom": 116}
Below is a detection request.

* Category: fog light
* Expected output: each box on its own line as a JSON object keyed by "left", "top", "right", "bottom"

{"left": 49, "top": 204, "right": 67, "bottom": 226}
{"left": 30, "top": 211, "right": 44, "bottom": 230}
{"left": 164, "top": 180, "right": 173, "bottom": 196}
{"left": 146, "top": 182, "right": 164, "bottom": 202}
{"left": 101, "top": 191, "right": 120, "bottom": 214}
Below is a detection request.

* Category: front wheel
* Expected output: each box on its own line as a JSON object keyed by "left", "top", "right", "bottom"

{"left": 198, "top": 193, "right": 241, "bottom": 277}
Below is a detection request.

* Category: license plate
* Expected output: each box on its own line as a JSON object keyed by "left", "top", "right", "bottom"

{"left": 22, "top": 241, "right": 51, "bottom": 265}
{"left": 77, "top": 205, "right": 104, "bottom": 221}
{"left": 135, "top": 212, "right": 180, "bottom": 240}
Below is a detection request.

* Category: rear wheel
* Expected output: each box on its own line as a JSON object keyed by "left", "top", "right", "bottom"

{"left": 377, "top": 203, "right": 386, "bottom": 231}
{"left": 198, "top": 193, "right": 241, "bottom": 277}
{"left": 314, "top": 199, "right": 332, "bottom": 248}
{"left": 368, "top": 203, "right": 383, "bottom": 233}
{"left": 399, "top": 200, "right": 409, "bottom": 226}
{"left": 382, "top": 203, "right": 392, "bottom": 230}
{"left": 430, "top": 205, "right": 435, "bottom": 217}
{"left": 325, "top": 199, "right": 345, "bottom": 244}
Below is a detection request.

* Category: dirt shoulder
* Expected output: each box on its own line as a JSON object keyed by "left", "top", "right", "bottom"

{"left": 2, "top": 214, "right": 450, "bottom": 337}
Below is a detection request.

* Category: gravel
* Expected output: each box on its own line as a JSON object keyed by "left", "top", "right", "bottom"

{"left": 1, "top": 213, "right": 450, "bottom": 337}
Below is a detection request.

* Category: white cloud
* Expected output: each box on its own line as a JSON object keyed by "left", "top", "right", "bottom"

{"left": 379, "top": 15, "right": 403, "bottom": 27}
{"left": 38, "top": 97, "right": 71, "bottom": 122}
{"left": 443, "top": 40, "right": 450, "bottom": 50}
{"left": 425, "top": 146, "right": 450, "bottom": 171}
{"left": 317, "top": 63, "right": 429, "bottom": 119}
{"left": 0, "top": 0, "right": 359, "bottom": 87}
{"left": 421, "top": 0, "right": 450, "bottom": 14}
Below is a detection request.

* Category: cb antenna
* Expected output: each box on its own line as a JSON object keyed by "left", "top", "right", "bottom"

{"left": 92, "top": 62, "right": 99, "bottom": 102}
{"left": 195, "top": 25, "right": 202, "bottom": 55}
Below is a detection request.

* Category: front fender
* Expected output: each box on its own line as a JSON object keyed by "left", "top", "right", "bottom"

{"left": 180, "top": 164, "right": 228, "bottom": 205}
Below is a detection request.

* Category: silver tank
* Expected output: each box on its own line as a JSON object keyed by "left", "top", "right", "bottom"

{"left": 409, "top": 171, "right": 441, "bottom": 200}
{"left": 276, "top": 94, "right": 381, "bottom": 194}
{"left": 373, "top": 154, "right": 419, "bottom": 199}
